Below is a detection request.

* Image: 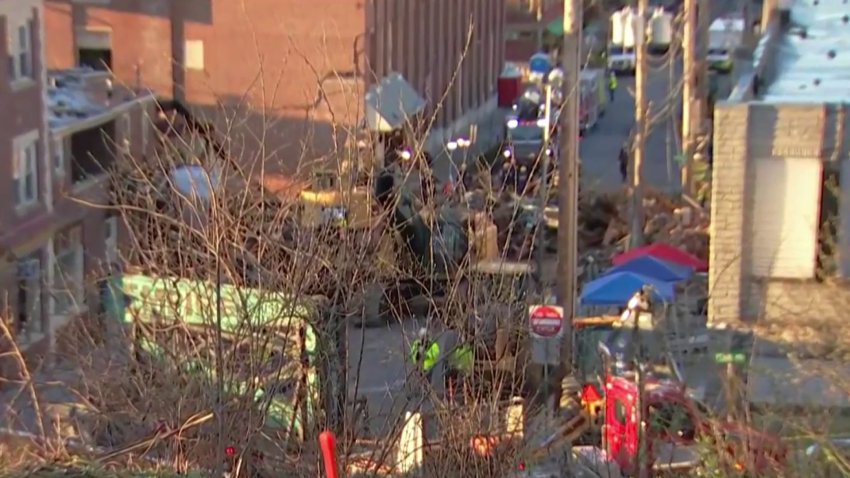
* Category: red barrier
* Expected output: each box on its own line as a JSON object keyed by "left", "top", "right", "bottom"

{"left": 319, "top": 430, "right": 339, "bottom": 478}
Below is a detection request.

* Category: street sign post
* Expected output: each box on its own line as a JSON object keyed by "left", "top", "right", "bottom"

{"left": 714, "top": 352, "right": 747, "bottom": 364}
{"left": 529, "top": 305, "right": 564, "bottom": 414}
{"left": 529, "top": 304, "right": 565, "bottom": 383}
{"left": 529, "top": 305, "right": 565, "bottom": 338}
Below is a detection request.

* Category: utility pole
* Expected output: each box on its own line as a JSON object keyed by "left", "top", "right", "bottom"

{"left": 630, "top": 0, "right": 648, "bottom": 249}
{"left": 536, "top": 0, "right": 545, "bottom": 50}
{"left": 554, "top": 0, "right": 580, "bottom": 469}
{"left": 536, "top": 82, "right": 553, "bottom": 291}
{"left": 681, "top": 0, "right": 698, "bottom": 196}
{"left": 557, "top": 0, "right": 580, "bottom": 377}
{"left": 536, "top": 82, "right": 553, "bottom": 409}
{"left": 695, "top": 0, "right": 709, "bottom": 167}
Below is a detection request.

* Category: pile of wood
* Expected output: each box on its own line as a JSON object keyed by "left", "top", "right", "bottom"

{"left": 578, "top": 188, "right": 710, "bottom": 261}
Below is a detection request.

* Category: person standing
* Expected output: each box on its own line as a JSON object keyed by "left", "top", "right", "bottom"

{"left": 410, "top": 328, "right": 440, "bottom": 385}
{"left": 608, "top": 71, "right": 618, "bottom": 102}
{"left": 619, "top": 146, "right": 629, "bottom": 184}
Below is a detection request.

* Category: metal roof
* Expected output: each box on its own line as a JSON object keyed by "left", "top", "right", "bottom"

{"left": 762, "top": 0, "right": 850, "bottom": 103}
{"left": 364, "top": 73, "right": 426, "bottom": 132}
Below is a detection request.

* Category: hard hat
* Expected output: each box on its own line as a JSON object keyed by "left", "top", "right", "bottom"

{"left": 417, "top": 327, "right": 428, "bottom": 339}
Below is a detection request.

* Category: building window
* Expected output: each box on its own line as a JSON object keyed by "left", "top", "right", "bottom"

{"left": 105, "top": 214, "right": 119, "bottom": 268}
{"left": 8, "top": 21, "right": 33, "bottom": 81}
{"left": 53, "top": 136, "right": 66, "bottom": 176}
{"left": 13, "top": 133, "right": 39, "bottom": 207}
{"left": 185, "top": 40, "right": 205, "bottom": 71}
{"left": 70, "top": 121, "right": 118, "bottom": 184}
{"left": 16, "top": 254, "right": 43, "bottom": 336}
{"left": 53, "top": 226, "right": 85, "bottom": 316}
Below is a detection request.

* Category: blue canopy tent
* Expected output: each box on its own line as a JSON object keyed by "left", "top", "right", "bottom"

{"left": 605, "top": 255, "right": 694, "bottom": 283}
{"left": 580, "top": 272, "right": 676, "bottom": 306}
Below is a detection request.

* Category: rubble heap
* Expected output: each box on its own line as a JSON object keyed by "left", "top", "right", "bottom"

{"left": 578, "top": 187, "right": 710, "bottom": 261}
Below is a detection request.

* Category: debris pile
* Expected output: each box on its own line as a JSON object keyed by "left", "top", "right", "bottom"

{"left": 577, "top": 188, "right": 710, "bottom": 261}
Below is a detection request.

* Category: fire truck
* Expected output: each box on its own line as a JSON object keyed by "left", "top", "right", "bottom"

{"left": 501, "top": 88, "right": 559, "bottom": 171}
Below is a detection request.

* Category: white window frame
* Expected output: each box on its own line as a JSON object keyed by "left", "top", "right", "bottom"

{"left": 52, "top": 226, "right": 85, "bottom": 317}
{"left": 16, "top": 253, "right": 43, "bottom": 337}
{"left": 13, "top": 131, "right": 40, "bottom": 208}
{"left": 53, "top": 135, "right": 66, "bottom": 176}
{"left": 8, "top": 19, "right": 33, "bottom": 84}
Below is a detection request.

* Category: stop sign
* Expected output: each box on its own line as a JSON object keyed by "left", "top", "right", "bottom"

{"left": 528, "top": 305, "right": 564, "bottom": 338}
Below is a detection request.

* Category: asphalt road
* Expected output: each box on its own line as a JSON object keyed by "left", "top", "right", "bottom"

{"left": 580, "top": 61, "right": 683, "bottom": 193}
{"left": 581, "top": 0, "right": 740, "bottom": 192}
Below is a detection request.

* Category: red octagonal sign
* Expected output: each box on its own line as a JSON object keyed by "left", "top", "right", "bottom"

{"left": 528, "top": 305, "right": 564, "bottom": 337}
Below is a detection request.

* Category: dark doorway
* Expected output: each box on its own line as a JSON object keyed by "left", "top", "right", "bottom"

{"left": 79, "top": 48, "right": 112, "bottom": 71}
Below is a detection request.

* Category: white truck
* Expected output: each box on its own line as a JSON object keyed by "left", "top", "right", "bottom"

{"left": 607, "top": 7, "right": 640, "bottom": 73}
{"left": 647, "top": 7, "right": 674, "bottom": 54}
{"left": 708, "top": 17, "right": 745, "bottom": 73}
{"left": 608, "top": 6, "right": 672, "bottom": 72}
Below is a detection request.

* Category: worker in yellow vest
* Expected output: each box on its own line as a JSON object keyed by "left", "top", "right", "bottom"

{"left": 410, "top": 326, "right": 475, "bottom": 402}
{"left": 410, "top": 328, "right": 441, "bottom": 384}
{"left": 446, "top": 340, "right": 474, "bottom": 403}
{"left": 608, "top": 71, "right": 618, "bottom": 102}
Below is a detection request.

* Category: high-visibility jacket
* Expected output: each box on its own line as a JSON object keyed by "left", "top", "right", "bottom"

{"left": 608, "top": 76, "right": 618, "bottom": 90}
{"left": 450, "top": 344, "right": 474, "bottom": 374}
{"left": 410, "top": 339, "right": 440, "bottom": 372}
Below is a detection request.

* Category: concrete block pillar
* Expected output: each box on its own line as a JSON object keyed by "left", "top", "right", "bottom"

{"left": 708, "top": 103, "right": 750, "bottom": 325}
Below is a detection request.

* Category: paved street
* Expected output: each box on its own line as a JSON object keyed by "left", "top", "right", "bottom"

{"left": 580, "top": 63, "right": 682, "bottom": 193}
{"left": 581, "top": 0, "right": 738, "bottom": 192}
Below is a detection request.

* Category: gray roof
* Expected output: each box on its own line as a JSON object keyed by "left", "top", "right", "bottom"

{"left": 762, "top": 0, "right": 850, "bottom": 103}
{"left": 364, "top": 73, "right": 426, "bottom": 132}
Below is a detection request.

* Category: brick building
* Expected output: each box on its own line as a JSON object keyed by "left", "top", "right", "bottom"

{"left": 44, "top": 0, "right": 507, "bottom": 173}
{"left": 709, "top": 0, "right": 850, "bottom": 326}
{"left": 1, "top": 0, "right": 155, "bottom": 365}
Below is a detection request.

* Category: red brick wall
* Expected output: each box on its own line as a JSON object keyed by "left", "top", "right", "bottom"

{"left": 177, "top": 0, "right": 366, "bottom": 171}
{"left": 0, "top": 9, "right": 47, "bottom": 231}
{"left": 41, "top": 0, "right": 506, "bottom": 173}
{"left": 44, "top": 0, "right": 175, "bottom": 96}
{"left": 43, "top": 1, "right": 75, "bottom": 69}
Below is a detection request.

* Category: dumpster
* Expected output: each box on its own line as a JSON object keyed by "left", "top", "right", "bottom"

{"left": 498, "top": 63, "right": 523, "bottom": 108}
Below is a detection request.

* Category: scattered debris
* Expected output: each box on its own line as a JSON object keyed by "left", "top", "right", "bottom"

{"left": 575, "top": 188, "right": 710, "bottom": 261}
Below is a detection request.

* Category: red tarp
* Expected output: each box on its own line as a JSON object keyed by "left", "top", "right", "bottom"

{"left": 612, "top": 243, "right": 708, "bottom": 272}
